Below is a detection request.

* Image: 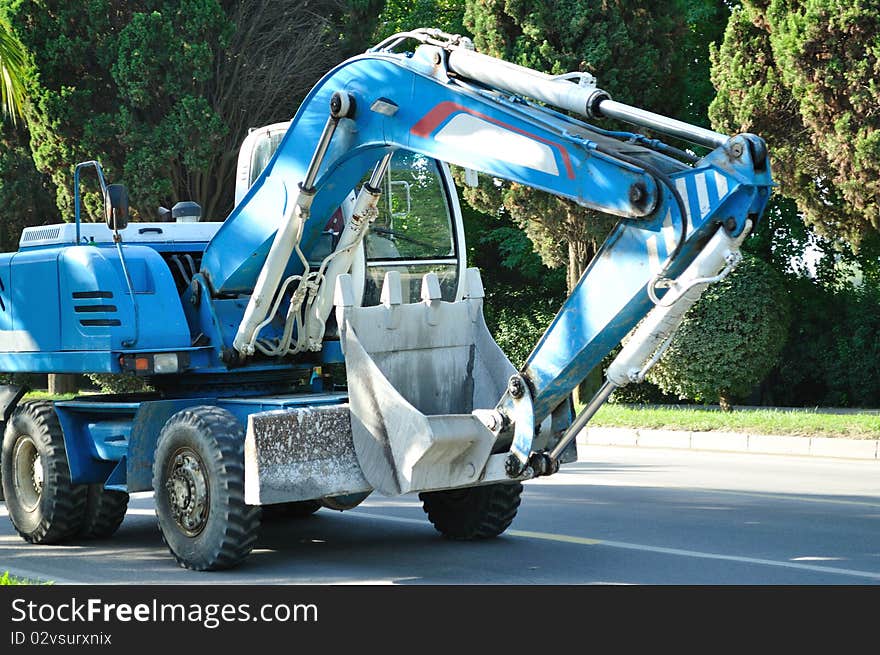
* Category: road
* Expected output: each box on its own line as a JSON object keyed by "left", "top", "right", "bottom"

{"left": 1, "top": 445, "right": 879, "bottom": 584}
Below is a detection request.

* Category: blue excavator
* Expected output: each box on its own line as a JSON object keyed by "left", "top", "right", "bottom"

{"left": 0, "top": 29, "right": 772, "bottom": 570}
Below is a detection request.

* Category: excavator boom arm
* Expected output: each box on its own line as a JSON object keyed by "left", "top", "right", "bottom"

{"left": 201, "top": 31, "right": 773, "bottom": 472}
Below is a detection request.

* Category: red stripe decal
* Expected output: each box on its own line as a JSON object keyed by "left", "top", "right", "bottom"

{"left": 410, "top": 101, "right": 575, "bottom": 180}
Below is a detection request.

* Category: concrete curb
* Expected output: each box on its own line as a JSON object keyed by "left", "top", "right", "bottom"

{"left": 577, "top": 427, "right": 880, "bottom": 461}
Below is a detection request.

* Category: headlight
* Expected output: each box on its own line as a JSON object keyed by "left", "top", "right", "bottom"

{"left": 153, "top": 353, "right": 179, "bottom": 374}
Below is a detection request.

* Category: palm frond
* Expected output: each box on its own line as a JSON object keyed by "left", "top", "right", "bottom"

{"left": 0, "top": 21, "right": 27, "bottom": 124}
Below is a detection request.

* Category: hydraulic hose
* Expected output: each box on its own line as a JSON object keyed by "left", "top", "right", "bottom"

{"left": 594, "top": 144, "right": 689, "bottom": 274}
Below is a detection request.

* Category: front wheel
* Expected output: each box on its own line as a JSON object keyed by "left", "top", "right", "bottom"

{"left": 153, "top": 406, "right": 260, "bottom": 571}
{"left": 419, "top": 481, "right": 523, "bottom": 540}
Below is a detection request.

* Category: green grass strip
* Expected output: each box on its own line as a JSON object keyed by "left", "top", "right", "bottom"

{"left": 23, "top": 390, "right": 82, "bottom": 401}
{"left": 591, "top": 404, "right": 880, "bottom": 439}
{"left": 0, "top": 571, "right": 32, "bottom": 585}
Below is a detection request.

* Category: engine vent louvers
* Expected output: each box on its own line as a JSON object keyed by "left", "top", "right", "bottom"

{"left": 72, "top": 290, "right": 114, "bottom": 299}
{"left": 74, "top": 304, "right": 117, "bottom": 313}
{"left": 73, "top": 291, "right": 119, "bottom": 328}
{"left": 21, "top": 226, "right": 61, "bottom": 242}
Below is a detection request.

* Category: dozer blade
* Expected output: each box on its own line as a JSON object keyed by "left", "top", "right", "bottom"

{"left": 334, "top": 268, "right": 516, "bottom": 496}
{"left": 243, "top": 400, "right": 371, "bottom": 506}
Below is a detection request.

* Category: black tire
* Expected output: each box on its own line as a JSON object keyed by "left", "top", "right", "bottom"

{"left": 261, "top": 500, "right": 321, "bottom": 521}
{"left": 79, "top": 485, "right": 129, "bottom": 539}
{"left": 152, "top": 406, "right": 260, "bottom": 571}
{"left": 419, "top": 481, "right": 523, "bottom": 540}
{"left": 1, "top": 401, "right": 86, "bottom": 544}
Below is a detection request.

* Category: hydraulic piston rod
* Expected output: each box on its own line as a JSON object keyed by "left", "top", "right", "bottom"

{"left": 446, "top": 46, "right": 728, "bottom": 149}
{"left": 593, "top": 99, "right": 728, "bottom": 149}
{"left": 233, "top": 92, "right": 355, "bottom": 356}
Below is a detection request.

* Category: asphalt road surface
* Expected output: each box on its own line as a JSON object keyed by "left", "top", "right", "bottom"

{"left": 2, "top": 445, "right": 879, "bottom": 585}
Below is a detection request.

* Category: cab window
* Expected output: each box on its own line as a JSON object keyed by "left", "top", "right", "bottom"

{"left": 362, "top": 152, "right": 459, "bottom": 305}
{"left": 249, "top": 129, "right": 287, "bottom": 187}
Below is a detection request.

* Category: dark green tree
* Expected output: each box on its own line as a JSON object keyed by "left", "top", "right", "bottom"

{"left": 3, "top": 0, "right": 352, "bottom": 222}
{"left": 111, "top": 0, "right": 232, "bottom": 219}
{"left": 4, "top": 1, "right": 141, "bottom": 221}
{"left": 0, "top": 120, "right": 60, "bottom": 251}
{"left": 374, "top": 0, "right": 467, "bottom": 40}
{"left": 710, "top": 0, "right": 880, "bottom": 248}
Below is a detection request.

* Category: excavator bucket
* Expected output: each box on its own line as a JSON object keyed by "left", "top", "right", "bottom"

{"left": 244, "top": 267, "right": 516, "bottom": 505}
{"left": 334, "top": 268, "right": 516, "bottom": 495}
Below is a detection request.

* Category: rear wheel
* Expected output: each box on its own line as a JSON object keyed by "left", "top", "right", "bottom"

{"left": 153, "top": 406, "right": 260, "bottom": 571}
{"left": 1, "top": 401, "right": 86, "bottom": 544}
{"left": 419, "top": 481, "right": 523, "bottom": 540}
{"left": 79, "top": 485, "right": 129, "bottom": 539}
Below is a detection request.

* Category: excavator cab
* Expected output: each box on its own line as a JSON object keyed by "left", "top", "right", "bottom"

{"left": 235, "top": 127, "right": 467, "bottom": 308}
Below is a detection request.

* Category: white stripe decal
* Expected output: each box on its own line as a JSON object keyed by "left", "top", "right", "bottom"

{"left": 673, "top": 177, "right": 695, "bottom": 236}
{"left": 646, "top": 236, "right": 660, "bottom": 274}
{"left": 714, "top": 170, "right": 728, "bottom": 198}
{"left": 674, "top": 178, "right": 690, "bottom": 219}
{"left": 661, "top": 209, "right": 676, "bottom": 255}
{"left": 695, "top": 172, "right": 711, "bottom": 218}
{"left": 434, "top": 113, "right": 559, "bottom": 176}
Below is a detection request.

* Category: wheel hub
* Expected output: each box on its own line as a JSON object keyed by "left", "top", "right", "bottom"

{"left": 12, "top": 435, "right": 42, "bottom": 512}
{"left": 165, "top": 448, "right": 209, "bottom": 536}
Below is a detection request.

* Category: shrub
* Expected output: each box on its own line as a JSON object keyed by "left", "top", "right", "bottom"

{"left": 485, "top": 299, "right": 557, "bottom": 369}
{"left": 86, "top": 374, "right": 152, "bottom": 395}
{"left": 768, "top": 281, "right": 880, "bottom": 407}
{"left": 647, "top": 253, "right": 791, "bottom": 407}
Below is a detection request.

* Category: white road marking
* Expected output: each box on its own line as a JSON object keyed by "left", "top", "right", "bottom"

{"left": 677, "top": 487, "right": 880, "bottom": 509}
{"left": 349, "top": 510, "right": 880, "bottom": 582}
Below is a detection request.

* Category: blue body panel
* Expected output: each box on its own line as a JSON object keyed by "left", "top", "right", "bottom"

{"left": 8, "top": 248, "right": 62, "bottom": 352}
{"left": 0, "top": 244, "right": 195, "bottom": 372}
{"left": 57, "top": 245, "right": 190, "bottom": 351}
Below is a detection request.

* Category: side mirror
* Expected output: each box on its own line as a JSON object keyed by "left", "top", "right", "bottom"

{"left": 104, "top": 184, "right": 129, "bottom": 231}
